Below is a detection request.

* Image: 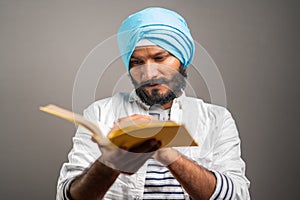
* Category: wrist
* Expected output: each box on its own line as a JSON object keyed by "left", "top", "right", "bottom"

{"left": 96, "top": 156, "right": 120, "bottom": 175}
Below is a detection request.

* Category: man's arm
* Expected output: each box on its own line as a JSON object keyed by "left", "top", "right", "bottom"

{"left": 154, "top": 109, "right": 250, "bottom": 200}
{"left": 69, "top": 138, "right": 161, "bottom": 200}
{"left": 154, "top": 148, "right": 216, "bottom": 200}
{"left": 168, "top": 154, "right": 216, "bottom": 199}
{"left": 70, "top": 160, "right": 119, "bottom": 200}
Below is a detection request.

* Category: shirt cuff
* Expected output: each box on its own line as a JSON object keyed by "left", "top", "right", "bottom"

{"left": 62, "top": 178, "right": 75, "bottom": 200}
{"left": 210, "top": 171, "right": 234, "bottom": 200}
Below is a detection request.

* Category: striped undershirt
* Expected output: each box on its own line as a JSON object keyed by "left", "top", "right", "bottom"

{"left": 211, "top": 171, "right": 235, "bottom": 200}
{"left": 144, "top": 105, "right": 185, "bottom": 199}
{"left": 143, "top": 158, "right": 185, "bottom": 200}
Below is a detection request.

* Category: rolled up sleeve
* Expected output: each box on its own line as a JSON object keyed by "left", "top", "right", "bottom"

{"left": 56, "top": 103, "right": 112, "bottom": 200}
{"left": 210, "top": 109, "right": 250, "bottom": 200}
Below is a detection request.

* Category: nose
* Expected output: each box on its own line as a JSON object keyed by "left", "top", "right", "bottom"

{"left": 142, "top": 60, "right": 159, "bottom": 80}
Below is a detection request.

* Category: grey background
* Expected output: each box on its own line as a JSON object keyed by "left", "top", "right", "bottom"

{"left": 0, "top": 0, "right": 299, "bottom": 199}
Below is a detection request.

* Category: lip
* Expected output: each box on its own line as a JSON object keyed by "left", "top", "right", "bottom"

{"left": 145, "top": 84, "right": 161, "bottom": 89}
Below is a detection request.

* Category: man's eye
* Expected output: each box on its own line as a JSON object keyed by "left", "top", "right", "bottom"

{"left": 154, "top": 56, "right": 165, "bottom": 61}
{"left": 130, "top": 60, "right": 143, "bottom": 65}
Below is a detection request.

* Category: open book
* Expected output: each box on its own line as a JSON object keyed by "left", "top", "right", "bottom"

{"left": 40, "top": 104, "right": 198, "bottom": 149}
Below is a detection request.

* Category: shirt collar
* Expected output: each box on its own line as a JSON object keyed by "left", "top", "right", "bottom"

{"left": 129, "top": 90, "right": 151, "bottom": 110}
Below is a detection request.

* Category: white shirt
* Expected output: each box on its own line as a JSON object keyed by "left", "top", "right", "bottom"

{"left": 56, "top": 91, "right": 250, "bottom": 200}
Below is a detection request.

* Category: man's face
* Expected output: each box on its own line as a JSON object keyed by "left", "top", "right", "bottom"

{"left": 129, "top": 45, "right": 186, "bottom": 106}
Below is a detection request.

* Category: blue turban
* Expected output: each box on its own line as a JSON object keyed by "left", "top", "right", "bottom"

{"left": 117, "top": 7, "right": 195, "bottom": 72}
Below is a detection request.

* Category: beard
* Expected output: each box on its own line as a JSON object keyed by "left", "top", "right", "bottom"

{"left": 131, "top": 68, "right": 187, "bottom": 106}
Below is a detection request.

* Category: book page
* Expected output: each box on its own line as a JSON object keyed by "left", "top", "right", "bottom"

{"left": 40, "top": 104, "right": 111, "bottom": 146}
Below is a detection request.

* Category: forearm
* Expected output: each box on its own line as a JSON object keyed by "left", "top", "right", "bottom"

{"left": 69, "top": 159, "right": 120, "bottom": 200}
{"left": 166, "top": 154, "right": 216, "bottom": 200}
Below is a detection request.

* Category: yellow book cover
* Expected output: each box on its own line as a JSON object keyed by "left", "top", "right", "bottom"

{"left": 40, "top": 104, "right": 198, "bottom": 149}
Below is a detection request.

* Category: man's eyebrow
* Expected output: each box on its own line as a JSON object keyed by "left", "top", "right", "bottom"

{"left": 130, "top": 50, "right": 169, "bottom": 59}
{"left": 152, "top": 50, "right": 169, "bottom": 56}
{"left": 130, "top": 55, "right": 140, "bottom": 59}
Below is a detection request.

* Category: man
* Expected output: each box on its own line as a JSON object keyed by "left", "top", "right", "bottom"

{"left": 57, "top": 7, "right": 250, "bottom": 200}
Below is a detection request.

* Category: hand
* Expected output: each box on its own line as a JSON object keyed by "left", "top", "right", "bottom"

{"left": 98, "top": 114, "right": 161, "bottom": 174}
{"left": 153, "top": 147, "right": 181, "bottom": 166}
{"left": 98, "top": 139, "right": 161, "bottom": 174}
{"left": 113, "top": 113, "right": 159, "bottom": 127}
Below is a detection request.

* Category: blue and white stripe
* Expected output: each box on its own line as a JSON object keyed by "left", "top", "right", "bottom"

{"left": 211, "top": 171, "right": 235, "bottom": 200}
{"left": 143, "top": 158, "right": 185, "bottom": 200}
{"left": 62, "top": 178, "right": 73, "bottom": 200}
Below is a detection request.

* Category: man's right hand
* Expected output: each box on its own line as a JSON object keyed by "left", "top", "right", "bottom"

{"left": 98, "top": 114, "right": 161, "bottom": 174}
{"left": 98, "top": 138, "right": 161, "bottom": 174}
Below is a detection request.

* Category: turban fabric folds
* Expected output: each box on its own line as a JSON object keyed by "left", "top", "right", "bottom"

{"left": 117, "top": 7, "right": 195, "bottom": 72}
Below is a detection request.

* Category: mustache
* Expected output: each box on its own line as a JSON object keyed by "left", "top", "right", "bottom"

{"left": 133, "top": 78, "right": 170, "bottom": 88}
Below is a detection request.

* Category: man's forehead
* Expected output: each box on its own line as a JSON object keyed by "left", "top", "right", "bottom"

{"left": 132, "top": 45, "right": 168, "bottom": 57}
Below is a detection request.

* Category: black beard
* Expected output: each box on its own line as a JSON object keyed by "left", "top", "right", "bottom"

{"left": 131, "top": 71, "right": 187, "bottom": 106}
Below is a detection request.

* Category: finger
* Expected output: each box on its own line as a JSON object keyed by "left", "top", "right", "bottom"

{"left": 114, "top": 117, "right": 150, "bottom": 130}
{"left": 116, "top": 114, "right": 152, "bottom": 123}
{"left": 115, "top": 115, "right": 138, "bottom": 123}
